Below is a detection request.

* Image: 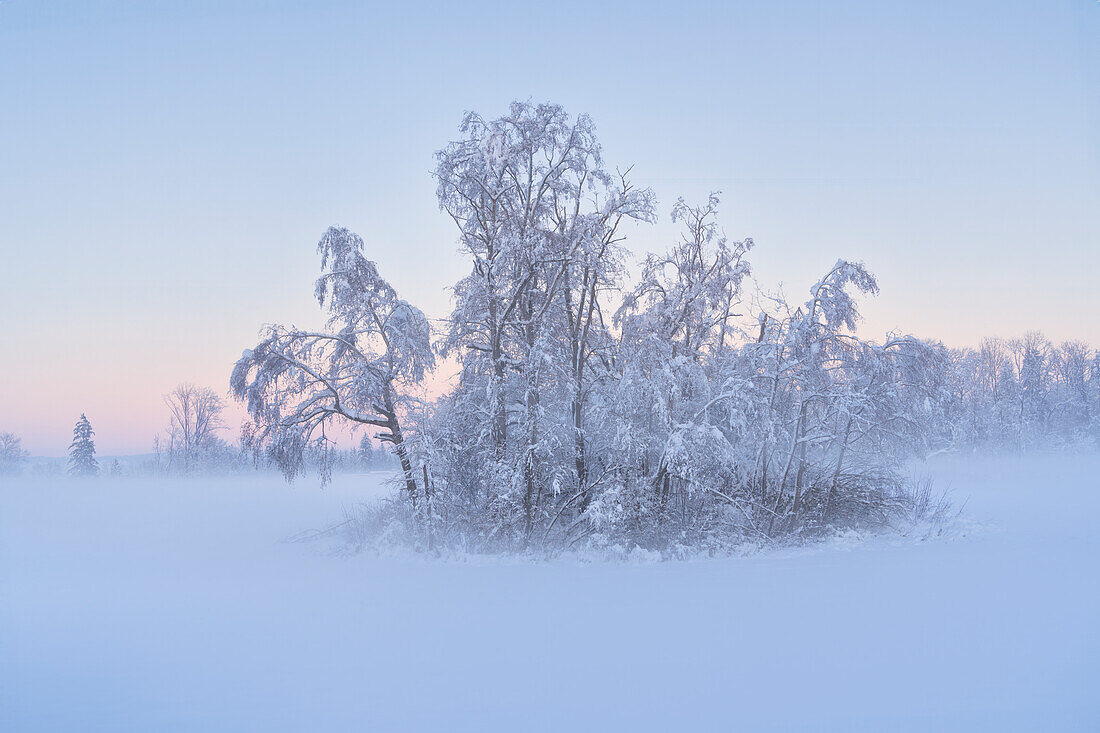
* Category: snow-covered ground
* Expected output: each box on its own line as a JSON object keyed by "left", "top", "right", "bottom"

{"left": 1, "top": 456, "right": 1097, "bottom": 732}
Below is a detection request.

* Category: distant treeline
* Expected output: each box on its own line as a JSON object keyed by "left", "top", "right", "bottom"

{"left": 0, "top": 404, "right": 398, "bottom": 479}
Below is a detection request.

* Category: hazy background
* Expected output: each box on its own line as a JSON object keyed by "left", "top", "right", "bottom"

{"left": 1, "top": 0, "right": 1097, "bottom": 455}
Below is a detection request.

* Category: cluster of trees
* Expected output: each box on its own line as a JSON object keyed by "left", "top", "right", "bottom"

{"left": 1, "top": 415, "right": 102, "bottom": 478}
{"left": 152, "top": 383, "right": 397, "bottom": 477}
{"left": 226, "top": 101, "right": 1094, "bottom": 554}
{"left": 158, "top": 383, "right": 230, "bottom": 473}
{"left": 0, "top": 432, "right": 30, "bottom": 475}
{"left": 1, "top": 384, "right": 399, "bottom": 479}
{"left": 938, "top": 334, "right": 1100, "bottom": 451}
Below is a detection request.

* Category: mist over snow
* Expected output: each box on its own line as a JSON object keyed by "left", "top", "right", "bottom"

{"left": 1, "top": 454, "right": 1098, "bottom": 731}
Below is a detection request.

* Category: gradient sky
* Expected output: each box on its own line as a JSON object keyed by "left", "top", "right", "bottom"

{"left": 1, "top": 0, "right": 1097, "bottom": 456}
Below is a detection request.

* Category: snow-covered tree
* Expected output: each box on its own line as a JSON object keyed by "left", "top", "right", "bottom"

{"left": 618, "top": 193, "right": 752, "bottom": 362}
{"left": 357, "top": 434, "right": 396, "bottom": 470}
{"left": 0, "top": 432, "right": 30, "bottom": 476}
{"left": 68, "top": 414, "right": 98, "bottom": 477}
{"left": 935, "top": 335, "right": 1099, "bottom": 451}
{"left": 613, "top": 193, "right": 753, "bottom": 511}
{"left": 232, "top": 226, "right": 434, "bottom": 503}
{"left": 432, "top": 101, "right": 654, "bottom": 545}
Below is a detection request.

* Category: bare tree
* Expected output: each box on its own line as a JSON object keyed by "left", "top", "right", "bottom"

{"left": 164, "top": 383, "right": 226, "bottom": 473}
{"left": 0, "top": 432, "right": 30, "bottom": 476}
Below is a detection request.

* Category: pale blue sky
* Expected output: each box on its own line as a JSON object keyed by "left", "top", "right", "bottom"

{"left": 1, "top": 0, "right": 1097, "bottom": 454}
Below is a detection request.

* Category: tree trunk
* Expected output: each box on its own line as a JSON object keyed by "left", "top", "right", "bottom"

{"left": 381, "top": 383, "right": 419, "bottom": 506}
{"left": 822, "top": 417, "right": 853, "bottom": 526}
{"left": 423, "top": 463, "right": 434, "bottom": 551}
{"left": 491, "top": 328, "right": 507, "bottom": 462}
{"left": 487, "top": 248, "right": 507, "bottom": 463}
{"left": 522, "top": 295, "right": 539, "bottom": 547}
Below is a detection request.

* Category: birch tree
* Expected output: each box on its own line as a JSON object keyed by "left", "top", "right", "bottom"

{"left": 232, "top": 227, "right": 434, "bottom": 502}
{"left": 434, "top": 101, "right": 654, "bottom": 544}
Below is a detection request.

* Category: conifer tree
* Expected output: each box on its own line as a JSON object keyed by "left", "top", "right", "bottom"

{"left": 68, "top": 413, "right": 99, "bottom": 477}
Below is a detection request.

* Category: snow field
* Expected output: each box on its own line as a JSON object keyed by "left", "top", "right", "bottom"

{"left": 1, "top": 455, "right": 1097, "bottom": 731}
